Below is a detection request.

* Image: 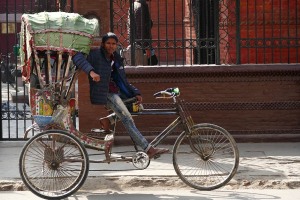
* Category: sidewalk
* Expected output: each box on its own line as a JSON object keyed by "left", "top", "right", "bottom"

{"left": 0, "top": 141, "right": 300, "bottom": 190}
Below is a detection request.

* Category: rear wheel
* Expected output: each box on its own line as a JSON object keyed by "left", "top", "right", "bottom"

{"left": 173, "top": 123, "right": 239, "bottom": 190}
{"left": 19, "top": 130, "right": 89, "bottom": 199}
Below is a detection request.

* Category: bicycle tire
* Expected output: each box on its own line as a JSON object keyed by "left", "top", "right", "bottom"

{"left": 19, "top": 130, "right": 89, "bottom": 199}
{"left": 173, "top": 123, "right": 239, "bottom": 190}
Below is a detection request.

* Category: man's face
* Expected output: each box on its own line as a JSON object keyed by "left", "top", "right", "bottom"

{"left": 103, "top": 38, "right": 117, "bottom": 56}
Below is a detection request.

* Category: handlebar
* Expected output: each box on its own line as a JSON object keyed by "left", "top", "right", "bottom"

{"left": 114, "top": 88, "right": 180, "bottom": 105}
{"left": 153, "top": 87, "right": 180, "bottom": 99}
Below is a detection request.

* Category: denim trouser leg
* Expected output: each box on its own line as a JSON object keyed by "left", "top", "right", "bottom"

{"left": 106, "top": 93, "right": 149, "bottom": 150}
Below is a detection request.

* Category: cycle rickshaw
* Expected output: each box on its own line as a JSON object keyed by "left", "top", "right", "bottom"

{"left": 19, "top": 12, "right": 239, "bottom": 200}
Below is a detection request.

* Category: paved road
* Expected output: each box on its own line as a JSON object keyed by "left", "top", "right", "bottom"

{"left": 1, "top": 142, "right": 300, "bottom": 191}
{"left": 1, "top": 189, "right": 300, "bottom": 200}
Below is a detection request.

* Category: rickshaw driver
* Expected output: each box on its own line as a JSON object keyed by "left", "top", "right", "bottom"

{"left": 72, "top": 32, "right": 169, "bottom": 159}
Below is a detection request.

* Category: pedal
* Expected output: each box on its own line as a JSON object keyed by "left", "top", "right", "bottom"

{"left": 104, "top": 133, "right": 114, "bottom": 141}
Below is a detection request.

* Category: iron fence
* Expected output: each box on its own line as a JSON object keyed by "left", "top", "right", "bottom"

{"left": 112, "top": 0, "right": 299, "bottom": 65}
{"left": 0, "top": 0, "right": 73, "bottom": 140}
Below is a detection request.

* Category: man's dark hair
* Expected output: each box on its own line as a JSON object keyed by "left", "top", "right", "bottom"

{"left": 102, "top": 32, "right": 119, "bottom": 43}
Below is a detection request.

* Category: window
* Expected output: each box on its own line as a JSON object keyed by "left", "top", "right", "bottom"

{"left": 1, "top": 23, "right": 16, "bottom": 34}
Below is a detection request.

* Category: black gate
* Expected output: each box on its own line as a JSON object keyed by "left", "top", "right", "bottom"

{"left": 0, "top": 0, "right": 73, "bottom": 140}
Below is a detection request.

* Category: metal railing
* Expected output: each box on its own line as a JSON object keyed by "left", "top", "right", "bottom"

{"left": 112, "top": 0, "right": 299, "bottom": 65}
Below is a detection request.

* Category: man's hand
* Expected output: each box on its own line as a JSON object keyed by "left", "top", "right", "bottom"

{"left": 90, "top": 71, "right": 100, "bottom": 82}
{"left": 135, "top": 95, "right": 143, "bottom": 104}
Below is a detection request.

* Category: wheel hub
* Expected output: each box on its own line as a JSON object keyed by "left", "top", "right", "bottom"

{"left": 44, "top": 147, "right": 64, "bottom": 170}
{"left": 132, "top": 151, "right": 150, "bottom": 169}
{"left": 49, "top": 161, "right": 60, "bottom": 170}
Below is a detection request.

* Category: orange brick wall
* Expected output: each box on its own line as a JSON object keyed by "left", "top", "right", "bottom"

{"left": 73, "top": 0, "right": 110, "bottom": 36}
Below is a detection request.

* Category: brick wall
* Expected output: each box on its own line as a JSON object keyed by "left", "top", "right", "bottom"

{"left": 73, "top": 0, "right": 110, "bottom": 37}
{"left": 76, "top": 65, "right": 300, "bottom": 143}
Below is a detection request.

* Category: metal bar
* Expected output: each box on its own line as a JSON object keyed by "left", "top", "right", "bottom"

{"left": 165, "top": 0, "right": 169, "bottom": 65}
{"left": 287, "top": 0, "right": 290, "bottom": 63}
{"left": 254, "top": 0, "right": 258, "bottom": 63}
{"left": 279, "top": 0, "right": 282, "bottom": 63}
{"left": 31, "top": 0, "right": 34, "bottom": 12}
{"left": 215, "top": 0, "right": 220, "bottom": 65}
{"left": 157, "top": 0, "right": 160, "bottom": 65}
{"left": 89, "top": 157, "right": 132, "bottom": 163}
{"left": 181, "top": 0, "right": 184, "bottom": 65}
{"left": 197, "top": 0, "right": 201, "bottom": 64}
{"left": 136, "top": 108, "right": 177, "bottom": 112}
{"left": 173, "top": 0, "right": 176, "bottom": 65}
{"left": 149, "top": 117, "right": 181, "bottom": 147}
{"left": 192, "top": 0, "right": 195, "bottom": 65}
{"left": 272, "top": 0, "right": 274, "bottom": 63}
{"left": 246, "top": 0, "right": 249, "bottom": 63}
{"left": 129, "top": 0, "right": 135, "bottom": 66}
{"left": 5, "top": 0, "right": 11, "bottom": 139}
{"left": 132, "top": 111, "right": 178, "bottom": 115}
{"left": 296, "top": 0, "right": 299, "bottom": 63}
{"left": 263, "top": 1, "right": 266, "bottom": 64}
{"left": 205, "top": 0, "right": 209, "bottom": 64}
{"left": 110, "top": 0, "right": 114, "bottom": 32}
{"left": 21, "top": 1, "right": 29, "bottom": 135}
{"left": 14, "top": 0, "right": 19, "bottom": 139}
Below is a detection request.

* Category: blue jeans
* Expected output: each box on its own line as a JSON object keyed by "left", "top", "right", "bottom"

{"left": 106, "top": 93, "right": 150, "bottom": 151}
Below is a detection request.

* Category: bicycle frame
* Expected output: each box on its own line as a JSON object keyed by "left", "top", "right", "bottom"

{"left": 113, "top": 96, "right": 192, "bottom": 149}
{"left": 134, "top": 108, "right": 182, "bottom": 147}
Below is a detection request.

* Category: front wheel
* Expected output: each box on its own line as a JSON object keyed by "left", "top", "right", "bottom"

{"left": 173, "top": 123, "right": 239, "bottom": 190}
{"left": 19, "top": 130, "right": 89, "bottom": 199}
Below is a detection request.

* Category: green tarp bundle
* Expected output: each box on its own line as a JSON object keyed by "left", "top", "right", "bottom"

{"left": 21, "top": 11, "right": 99, "bottom": 54}
{"left": 20, "top": 11, "right": 99, "bottom": 82}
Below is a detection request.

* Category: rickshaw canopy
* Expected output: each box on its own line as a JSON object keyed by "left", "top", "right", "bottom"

{"left": 20, "top": 12, "right": 99, "bottom": 82}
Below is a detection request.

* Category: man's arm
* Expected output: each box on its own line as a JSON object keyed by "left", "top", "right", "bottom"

{"left": 72, "top": 52, "right": 100, "bottom": 82}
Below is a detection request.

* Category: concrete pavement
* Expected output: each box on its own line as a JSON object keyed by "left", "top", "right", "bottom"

{"left": 0, "top": 141, "right": 300, "bottom": 191}
{"left": 2, "top": 189, "right": 300, "bottom": 200}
